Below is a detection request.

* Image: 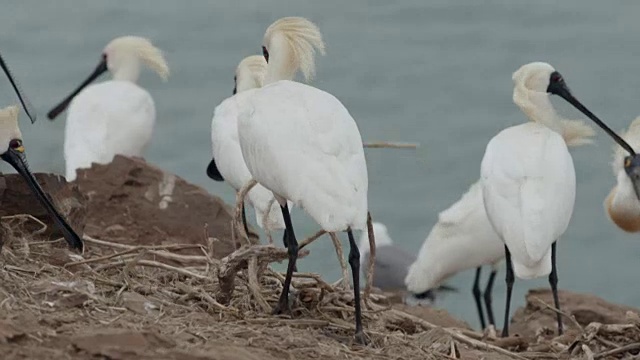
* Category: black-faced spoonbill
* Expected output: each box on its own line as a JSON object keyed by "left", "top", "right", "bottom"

{"left": 405, "top": 116, "right": 594, "bottom": 330}
{"left": 46, "top": 36, "right": 169, "bottom": 181}
{"left": 207, "top": 55, "right": 293, "bottom": 245}
{"left": 0, "top": 105, "right": 83, "bottom": 251}
{"left": 360, "top": 222, "right": 456, "bottom": 305}
{"left": 237, "top": 17, "right": 370, "bottom": 344}
{"left": 605, "top": 117, "right": 640, "bottom": 231}
{"left": 481, "top": 62, "right": 624, "bottom": 337}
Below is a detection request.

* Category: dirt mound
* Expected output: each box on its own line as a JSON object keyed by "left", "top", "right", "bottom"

{"left": 510, "top": 288, "right": 639, "bottom": 337}
{"left": 74, "top": 155, "right": 256, "bottom": 258}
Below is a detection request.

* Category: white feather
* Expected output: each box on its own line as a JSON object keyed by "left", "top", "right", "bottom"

{"left": 481, "top": 122, "right": 575, "bottom": 279}
{"left": 238, "top": 80, "right": 368, "bottom": 232}
{"left": 64, "top": 81, "right": 154, "bottom": 181}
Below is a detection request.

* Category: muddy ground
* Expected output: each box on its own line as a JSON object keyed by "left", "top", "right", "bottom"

{"left": 0, "top": 156, "right": 639, "bottom": 360}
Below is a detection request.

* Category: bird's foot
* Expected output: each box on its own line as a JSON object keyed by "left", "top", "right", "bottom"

{"left": 483, "top": 325, "right": 497, "bottom": 340}
{"left": 271, "top": 301, "right": 291, "bottom": 316}
{"left": 353, "top": 331, "right": 368, "bottom": 346}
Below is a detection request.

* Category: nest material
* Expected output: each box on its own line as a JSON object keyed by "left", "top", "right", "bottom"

{"left": 0, "top": 216, "right": 639, "bottom": 359}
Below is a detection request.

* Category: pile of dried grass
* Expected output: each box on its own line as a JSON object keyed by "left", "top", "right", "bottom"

{"left": 0, "top": 214, "right": 639, "bottom": 359}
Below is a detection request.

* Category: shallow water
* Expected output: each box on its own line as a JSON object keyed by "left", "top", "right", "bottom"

{"left": 2, "top": 1, "right": 640, "bottom": 328}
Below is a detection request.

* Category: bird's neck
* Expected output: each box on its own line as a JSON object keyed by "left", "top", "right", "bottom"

{"left": 111, "top": 59, "right": 141, "bottom": 82}
{"left": 264, "top": 35, "right": 297, "bottom": 85}
{"left": 515, "top": 91, "right": 562, "bottom": 133}
{"left": 236, "top": 76, "right": 261, "bottom": 93}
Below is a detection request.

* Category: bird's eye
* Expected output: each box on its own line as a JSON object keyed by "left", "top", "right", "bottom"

{"left": 9, "top": 139, "right": 23, "bottom": 152}
{"left": 625, "top": 156, "right": 633, "bottom": 168}
{"left": 551, "top": 73, "right": 563, "bottom": 83}
{"left": 262, "top": 46, "right": 269, "bottom": 63}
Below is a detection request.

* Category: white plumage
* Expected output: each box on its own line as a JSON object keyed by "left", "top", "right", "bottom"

{"left": 210, "top": 55, "right": 290, "bottom": 232}
{"left": 605, "top": 117, "right": 640, "bottom": 232}
{"left": 481, "top": 122, "right": 575, "bottom": 278}
{"left": 478, "top": 61, "right": 610, "bottom": 337}
{"left": 405, "top": 180, "right": 503, "bottom": 293}
{"left": 237, "top": 16, "right": 368, "bottom": 343}
{"left": 239, "top": 80, "right": 368, "bottom": 231}
{"left": 48, "top": 36, "right": 169, "bottom": 181}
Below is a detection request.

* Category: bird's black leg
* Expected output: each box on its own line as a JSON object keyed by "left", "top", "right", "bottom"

{"left": 281, "top": 230, "right": 298, "bottom": 272}
{"left": 241, "top": 203, "right": 249, "bottom": 237}
{"left": 472, "top": 267, "right": 486, "bottom": 329}
{"left": 484, "top": 267, "right": 497, "bottom": 327}
{"left": 549, "top": 242, "right": 563, "bottom": 335}
{"left": 502, "top": 245, "right": 515, "bottom": 338}
{"left": 347, "top": 229, "right": 366, "bottom": 344}
{"left": 272, "top": 204, "right": 298, "bottom": 315}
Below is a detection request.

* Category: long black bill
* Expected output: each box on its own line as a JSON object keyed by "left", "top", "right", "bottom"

{"left": 47, "top": 55, "right": 108, "bottom": 120}
{"left": 1, "top": 148, "right": 83, "bottom": 251}
{"left": 549, "top": 79, "right": 636, "bottom": 156}
{"left": 0, "top": 53, "right": 37, "bottom": 123}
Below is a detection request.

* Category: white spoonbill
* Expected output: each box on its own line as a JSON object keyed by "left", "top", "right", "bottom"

{"left": 405, "top": 123, "right": 594, "bottom": 330}
{"left": 207, "top": 55, "right": 292, "bottom": 245}
{"left": 237, "top": 17, "right": 369, "bottom": 344}
{"left": 46, "top": 36, "right": 169, "bottom": 181}
{"left": 605, "top": 116, "right": 640, "bottom": 231}
{"left": 359, "top": 222, "right": 456, "bottom": 305}
{"left": 481, "top": 62, "right": 626, "bottom": 337}
{"left": 0, "top": 105, "right": 83, "bottom": 250}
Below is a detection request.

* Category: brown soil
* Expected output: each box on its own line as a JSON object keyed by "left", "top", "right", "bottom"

{"left": 1, "top": 157, "right": 640, "bottom": 360}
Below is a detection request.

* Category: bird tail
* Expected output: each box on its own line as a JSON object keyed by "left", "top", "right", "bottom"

{"left": 512, "top": 249, "right": 552, "bottom": 279}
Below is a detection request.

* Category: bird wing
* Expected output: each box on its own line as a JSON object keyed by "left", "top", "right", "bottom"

{"left": 481, "top": 123, "right": 575, "bottom": 267}
{"left": 238, "top": 80, "right": 368, "bottom": 231}
{"left": 211, "top": 93, "right": 254, "bottom": 190}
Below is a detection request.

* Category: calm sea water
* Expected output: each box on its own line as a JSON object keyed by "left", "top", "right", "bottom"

{"left": 2, "top": 1, "right": 640, "bottom": 327}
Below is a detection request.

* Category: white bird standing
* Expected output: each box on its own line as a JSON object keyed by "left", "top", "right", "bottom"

{"left": 207, "top": 55, "right": 292, "bottom": 245}
{"left": 0, "top": 105, "right": 83, "bottom": 250}
{"left": 481, "top": 62, "right": 626, "bottom": 337}
{"left": 237, "top": 17, "right": 370, "bottom": 344}
{"left": 405, "top": 124, "right": 594, "bottom": 330}
{"left": 605, "top": 116, "right": 640, "bottom": 232}
{"left": 47, "top": 36, "right": 170, "bottom": 181}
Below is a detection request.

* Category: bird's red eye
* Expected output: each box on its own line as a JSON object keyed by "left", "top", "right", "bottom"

{"left": 552, "top": 74, "right": 563, "bottom": 83}
{"left": 8, "top": 139, "right": 23, "bottom": 152}
{"left": 262, "top": 46, "right": 269, "bottom": 63}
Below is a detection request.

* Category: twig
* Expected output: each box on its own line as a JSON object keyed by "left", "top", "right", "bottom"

{"left": 298, "top": 230, "right": 327, "bottom": 250}
{"left": 388, "top": 310, "right": 529, "bottom": 360}
{"left": 363, "top": 142, "right": 419, "bottom": 149}
{"left": 594, "top": 342, "right": 640, "bottom": 359}
{"left": 1, "top": 214, "right": 48, "bottom": 235}
{"left": 247, "top": 256, "right": 270, "bottom": 312}
{"left": 533, "top": 297, "right": 582, "bottom": 330}
{"left": 329, "top": 232, "right": 350, "bottom": 289}
{"left": 64, "top": 247, "right": 140, "bottom": 267}
{"left": 364, "top": 212, "right": 375, "bottom": 306}
{"left": 233, "top": 180, "right": 258, "bottom": 247}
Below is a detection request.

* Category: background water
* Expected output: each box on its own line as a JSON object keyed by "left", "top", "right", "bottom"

{"left": 1, "top": 1, "right": 640, "bottom": 328}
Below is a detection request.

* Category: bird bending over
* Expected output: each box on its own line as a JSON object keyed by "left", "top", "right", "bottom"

{"left": 481, "top": 62, "right": 623, "bottom": 337}
{"left": 47, "top": 36, "right": 169, "bottom": 181}
{"left": 360, "top": 222, "right": 455, "bottom": 305}
{"left": 605, "top": 116, "right": 640, "bottom": 232}
{"left": 405, "top": 121, "right": 593, "bottom": 330}
{"left": 0, "top": 105, "right": 83, "bottom": 251}
{"left": 237, "top": 17, "right": 370, "bottom": 344}
{"left": 208, "top": 55, "right": 293, "bottom": 244}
